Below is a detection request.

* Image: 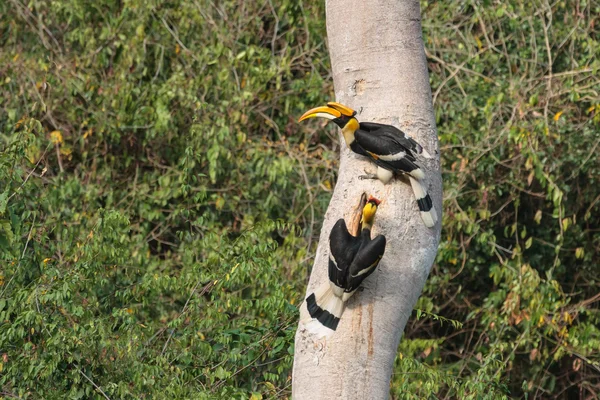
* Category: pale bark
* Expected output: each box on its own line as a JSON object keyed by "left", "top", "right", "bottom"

{"left": 292, "top": 1, "right": 441, "bottom": 399}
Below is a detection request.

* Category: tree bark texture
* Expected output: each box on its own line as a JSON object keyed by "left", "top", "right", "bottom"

{"left": 292, "top": 1, "right": 442, "bottom": 399}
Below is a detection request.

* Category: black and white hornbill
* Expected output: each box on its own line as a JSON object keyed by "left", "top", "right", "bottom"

{"left": 299, "top": 102, "right": 437, "bottom": 228}
{"left": 304, "top": 197, "right": 386, "bottom": 336}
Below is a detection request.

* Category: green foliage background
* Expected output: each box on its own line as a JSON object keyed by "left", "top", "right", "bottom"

{"left": 1, "top": 0, "right": 599, "bottom": 398}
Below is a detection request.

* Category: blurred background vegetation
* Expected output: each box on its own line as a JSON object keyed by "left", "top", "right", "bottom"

{"left": 1, "top": 0, "right": 599, "bottom": 398}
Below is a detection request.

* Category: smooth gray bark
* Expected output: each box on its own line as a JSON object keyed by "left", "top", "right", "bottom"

{"left": 292, "top": 1, "right": 442, "bottom": 398}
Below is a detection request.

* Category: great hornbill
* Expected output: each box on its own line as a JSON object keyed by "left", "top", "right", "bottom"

{"left": 299, "top": 102, "right": 437, "bottom": 228}
{"left": 304, "top": 197, "right": 386, "bottom": 336}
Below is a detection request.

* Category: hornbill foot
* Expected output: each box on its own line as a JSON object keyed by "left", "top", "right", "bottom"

{"left": 358, "top": 172, "right": 378, "bottom": 180}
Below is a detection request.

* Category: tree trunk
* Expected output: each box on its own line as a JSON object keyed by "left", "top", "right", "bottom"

{"left": 292, "top": 1, "right": 442, "bottom": 398}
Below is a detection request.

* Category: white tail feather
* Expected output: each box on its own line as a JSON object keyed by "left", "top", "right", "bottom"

{"left": 409, "top": 176, "right": 426, "bottom": 198}
{"left": 301, "top": 282, "right": 346, "bottom": 337}
{"left": 409, "top": 177, "right": 438, "bottom": 228}
{"left": 312, "top": 281, "right": 331, "bottom": 302}
{"left": 420, "top": 208, "right": 437, "bottom": 228}
{"left": 320, "top": 285, "right": 345, "bottom": 318}
{"left": 303, "top": 319, "right": 335, "bottom": 338}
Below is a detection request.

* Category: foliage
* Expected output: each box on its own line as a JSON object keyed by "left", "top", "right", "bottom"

{"left": 1, "top": 0, "right": 330, "bottom": 398}
{"left": 1, "top": 0, "right": 599, "bottom": 398}
{"left": 394, "top": 1, "right": 600, "bottom": 398}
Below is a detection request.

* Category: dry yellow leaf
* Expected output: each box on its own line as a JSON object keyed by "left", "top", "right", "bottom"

{"left": 50, "top": 130, "right": 63, "bottom": 145}
{"left": 475, "top": 36, "right": 483, "bottom": 50}
{"left": 553, "top": 111, "right": 564, "bottom": 121}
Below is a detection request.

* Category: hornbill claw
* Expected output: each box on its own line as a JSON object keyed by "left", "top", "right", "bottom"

{"left": 359, "top": 173, "right": 378, "bottom": 181}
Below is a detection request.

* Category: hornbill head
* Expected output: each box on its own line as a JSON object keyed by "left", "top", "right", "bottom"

{"left": 361, "top": 196, "right": 381, "bottom": 230}
{"left": 298, "top": 102, "right": 360, "bottom": 138}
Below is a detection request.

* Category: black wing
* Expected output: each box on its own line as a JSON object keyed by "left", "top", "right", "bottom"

{"left": 328, "top": 219, "right": 359, "bottom": 289}
{"left": 346, "top": 234, "right": 386, "bottom": 293}
{"left": 355, "top": 128, "right": 411, "bottom": 158}
{"left": 354, "top": 128, "right": 422, "bottom": 175}
{"left": 358, "top": 122, "right": 425, "bottom": 156}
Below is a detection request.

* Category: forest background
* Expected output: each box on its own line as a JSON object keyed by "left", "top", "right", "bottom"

{"left": 1, "top": 0, "right": 599, "bottom": 398}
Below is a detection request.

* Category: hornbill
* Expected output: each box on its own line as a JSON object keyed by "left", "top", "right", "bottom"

{"left": 304, "top": 197, "right": 386, "bottom": 336}
{"left": 299, "top": 102, "right": 438, "bottom": 228}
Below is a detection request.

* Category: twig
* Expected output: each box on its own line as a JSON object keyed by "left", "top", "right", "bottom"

{"left": 426, "top": 50, "right": 496, "bottom": 83}
{"left": 1, "top": 214, "right": 36, "bottom": 298}
{"left": 266, "top": 0, "right": 280, "bottom": 55}
{"left": 8, "top": 146, "right": 50, "bottom": 202}
{"left": 74, "top": 365, "right": 111, "bottom": 400}
{"left": 161, "top": 279, "right": 210, "bottom": 357}
{"left": 55, "top": 142, "right": 64, "bottom": 173}
{"left": 541, "top": 0, "right": 554, "bottom": 134}
{"left": 567, "top": 136, "right": 600, "bottom": 180}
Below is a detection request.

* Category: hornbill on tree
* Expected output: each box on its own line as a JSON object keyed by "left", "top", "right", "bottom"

{"left": 299, "top": 102, "right": 437, "bottom": 228}
{"left": 304, "top": 196, "right": 386, "bottom": 336}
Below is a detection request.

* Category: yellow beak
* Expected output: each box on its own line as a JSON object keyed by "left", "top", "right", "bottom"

{"left": 327, "top": 102, "right": 356, "bottom": 117}
{"left": 298, "top": 102, "right": 356, "bottom": 122}
{"left": 361, "top": 202, "right": 378, "bottom": 225}
{"left": 298, "top": 106, "right": 341, "bottom": 122}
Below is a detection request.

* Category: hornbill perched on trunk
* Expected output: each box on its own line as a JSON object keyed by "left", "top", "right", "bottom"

{"left": 299, "top": 102, "right": 437, "bottom": 228}
{"left": 304, "top": 196, "right": 386, "bottom": 336}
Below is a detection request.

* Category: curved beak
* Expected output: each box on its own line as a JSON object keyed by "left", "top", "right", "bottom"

{"left": 298, "top": 106, "right": 341, "bottom": 122}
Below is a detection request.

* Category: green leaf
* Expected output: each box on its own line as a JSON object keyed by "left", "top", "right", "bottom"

{"left": 0, "top": 189, "right": 8, "bottom": 215}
